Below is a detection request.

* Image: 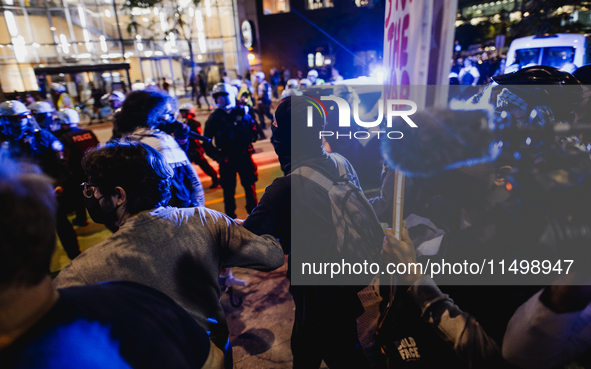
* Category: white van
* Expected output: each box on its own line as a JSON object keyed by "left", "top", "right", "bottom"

{"left": 506, "top": 33, "right": 590, "bottom": 71}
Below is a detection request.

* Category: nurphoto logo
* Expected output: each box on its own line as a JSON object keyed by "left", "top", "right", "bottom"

{"left": 302, "top": 94, "right": 419, "bottom": 141}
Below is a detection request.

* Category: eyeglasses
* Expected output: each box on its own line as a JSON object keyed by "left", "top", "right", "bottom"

{"left": 81, "top": 182, "right": 98, "bottom": 199}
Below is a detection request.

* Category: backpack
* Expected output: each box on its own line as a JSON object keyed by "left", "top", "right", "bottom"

{"left": 291, "top": 158, "right": 384, "bottom": 287}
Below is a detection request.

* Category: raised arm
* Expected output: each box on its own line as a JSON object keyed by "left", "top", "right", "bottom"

{"left": 208, "top": 209, "right": 284, "bottom": 271}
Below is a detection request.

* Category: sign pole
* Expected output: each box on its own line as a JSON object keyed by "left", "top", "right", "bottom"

{"left": 381, "top": 0, "right": 458, "bottom": 308}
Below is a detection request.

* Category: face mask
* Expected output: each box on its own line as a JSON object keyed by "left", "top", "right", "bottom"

{"left": 216, "top": 95, "right": 235, "bottom": 109}
{"left": 4, "top": 117, "right": 28, "bottom": 140}
{"left": 84, "top": 195, "right": 122, "bottom": 225}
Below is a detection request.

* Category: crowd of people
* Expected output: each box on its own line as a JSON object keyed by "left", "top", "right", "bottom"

{"left": 1, "top": 63, "right": 591, "bottom": 369}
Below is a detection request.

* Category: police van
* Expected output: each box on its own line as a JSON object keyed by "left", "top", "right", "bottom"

{"left": 506, "top": 33, "right": 590, "bottom": 72}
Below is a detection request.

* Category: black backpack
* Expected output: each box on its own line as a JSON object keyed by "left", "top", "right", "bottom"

{"left": 291, "top": 156, "right": 384, "bottom": 287}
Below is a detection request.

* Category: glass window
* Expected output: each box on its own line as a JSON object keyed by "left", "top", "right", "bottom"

{"left": 305, "top": 0, "right": 333, "bottom": 10}
{"left": 263, "top": 0, "right": 289, "bottom": 15}
{"left": 541, "top": 47, "right": 575, "bottom": 70}
{"left": 514, "top": 48, "right": 541, "bottom": 68}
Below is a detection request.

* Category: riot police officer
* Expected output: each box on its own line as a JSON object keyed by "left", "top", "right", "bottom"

{"left": 281, "top": 78, "right": 301, "bottom": 98}
{"left": 55, "top": 108, "right": 100, "bottom": 226}
{"left": 204, "top": 83, "right": 259, "bottom": 218}
{"left": 0, "top": 100, "right": 80, "bottom": 259}
{"left": 179, "top": 103, "right": 220, "bottom": 189}
{"left": 29, "top": 101, "right": 55, "bottom": 130}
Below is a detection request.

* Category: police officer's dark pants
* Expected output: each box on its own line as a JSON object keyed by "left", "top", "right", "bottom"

{"left": 219, "top": 155, "right": 258, "bottom": 217}
{"left": 289, "top": 285, "right": 371, "bottom": 369}
{"left": 74, "top": 189, "right": 87, "bottom": 224}
{"left": 56, "top": 201, "right": 81, "bottom": 260}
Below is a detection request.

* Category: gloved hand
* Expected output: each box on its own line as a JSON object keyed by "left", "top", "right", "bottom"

{"left": 219, "top": 268, "right": 247, "bottom": 292}
{"left": 172, "top": 121, "right": 190, "bottom": 141}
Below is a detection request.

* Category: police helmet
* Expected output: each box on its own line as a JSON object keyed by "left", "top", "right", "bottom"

{"left": 57, "top": 108, "right": 81, "bottom": 125}
{"left": 108, "top": 91, "right": 126, "bottom": 102}
{"left": 286, "top": 79, "right": 299, "bottom": 90}
{"left": 299, "top": 78, "right": 312, "bottom": 89}
{"left": 212, "top": 83, "right": 236, "bottom": 109}
{"left": 231, "top": 79, "right": 243, "bottom": 90}
{"left": 179, "top": 103, "right": 195, "bottom": 115}
{"left": 0, "top": 100, "right": 31, "bottom": 138}
{"left": 52, "top": 83, "right": 66, "bottom": 93}
{"left": 30, "top": 101, "right": 54, "bottom": 114}
{"left": 30, "top": 101, "right": 55, "bottom": 129}
{"left": 212, "top": 83, "right": 235, "bottom": 98}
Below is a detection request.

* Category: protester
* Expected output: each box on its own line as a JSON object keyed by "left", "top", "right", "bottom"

{"left": 255, "top": 71, "right": 273, "bottom": 129}
{"left": 90, "top": 82, "right": 104, "bottom": 123}
{"left": 162, "top": 77, "right": 170, "bottom": 94}
{"left": 377, "top": 66, "right": 584, "bottom": 368}
{"left": 189, "top": 73, "right": 198, "bottom": 101}
{"left": 114, "top": 90, "right": 205, "bottom": 208}
{"left": 197, "top": 74, "right": 209, "bottom": 109}
{"left": 243, "top": 96, "right": 373, "bottom": 369}
{"left": 458, "top": 58, "right": 480, "bottom": 86}
{"left": 0, "top": 157, "right": 223, "bottom": 369}
{"left": 270, "top": 67, "right": 280, "bottom": 99}
{"left": 53, "top": 141, "right": 284, "bottom": 368}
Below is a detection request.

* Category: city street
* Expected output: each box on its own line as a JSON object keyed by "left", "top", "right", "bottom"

{"left": 3, "top": 0, "right": 589, "bottom": 367}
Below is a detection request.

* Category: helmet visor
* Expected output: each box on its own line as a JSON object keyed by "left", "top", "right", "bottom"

{"left": 2, "top": 115, "right": 28, "bottom": 138}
